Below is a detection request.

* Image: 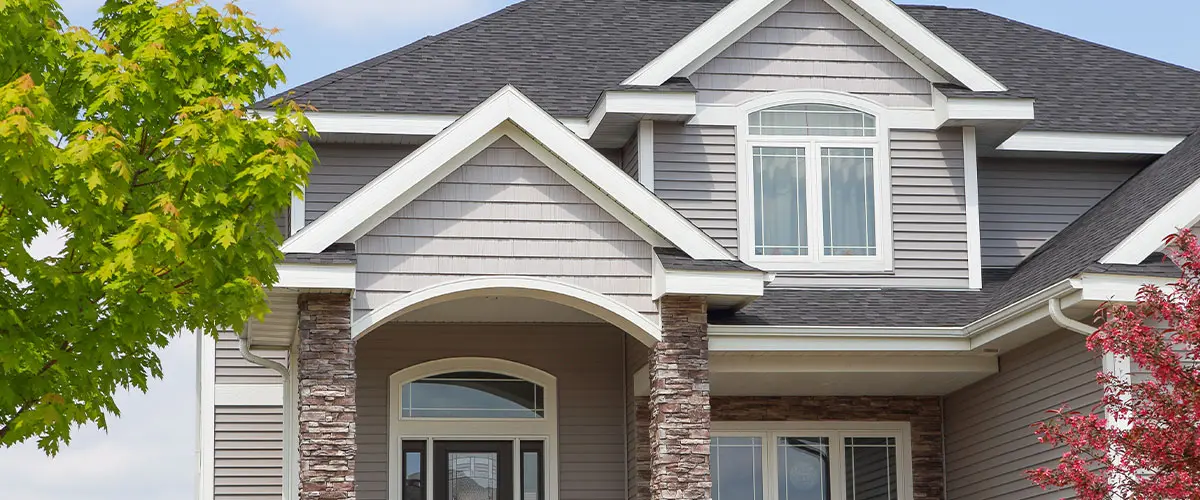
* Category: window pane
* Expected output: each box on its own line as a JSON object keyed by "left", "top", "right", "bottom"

{"left": 822, "top": 148, "right": 876, "bottom": 256}
{"left": 522, "top": 442, "right": 544, "bottom": 500}
{"left": 712, "top": 437, "right": 764, "bottom": 500}
{"left": 402, "top": 372, "right": 544, "bottom": 419}
{"left": 750, "top": 104, "right": 876, "bottom": 137}
{"left": 778, "top": 437, "right": 831, "bottom": 500}
{"left": 753, "top": 147, "right": 808, "bottom": 256}
{"left": 845, "top": 437, "right": 899, "bottom": 500}
{"left": 402, "top": 441, "right": 426, "bottom": 500}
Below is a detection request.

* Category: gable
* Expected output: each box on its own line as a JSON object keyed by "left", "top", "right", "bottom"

{"left": 690, "top": 0, "right": 933, "bottom": 107}
{"left": 353, "top": 137, "right": 656, "bottom": 320}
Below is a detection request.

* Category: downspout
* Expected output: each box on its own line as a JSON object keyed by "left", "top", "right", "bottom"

{"left": 238, "top": 321, "right": 296, "bottom": 500}
{"left": 1047, "top": 298, "right": 1095, "bottom": 335}
{"left": 238, "top": 321, "right": 289, "bottom": 376}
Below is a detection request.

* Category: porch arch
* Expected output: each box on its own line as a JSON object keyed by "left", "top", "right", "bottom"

{"left": 350, "top": 276, "right": 662, "bottom": 346}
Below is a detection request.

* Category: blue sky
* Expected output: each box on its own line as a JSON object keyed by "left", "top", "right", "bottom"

{"left": 2, "top": 1, "right": 1196, "bottom": 499}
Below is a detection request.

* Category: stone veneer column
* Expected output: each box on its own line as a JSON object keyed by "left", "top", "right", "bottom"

{"left": 649, "top": 295, "right": 712, "bottom": 500}
{"left": 297, "top": 293, "right": 356, "bottom": 500}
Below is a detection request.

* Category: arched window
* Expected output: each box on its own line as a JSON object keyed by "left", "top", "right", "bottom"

{"left": 401, "top": 371, "right": 545, "bottom": 419}
{"left": 737, "top": 94, "right": 891, "bottom": 272}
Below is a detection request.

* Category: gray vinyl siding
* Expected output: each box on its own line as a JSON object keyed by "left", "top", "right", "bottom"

{"left": 215, "top": 331, "right": 285, "bottom": 384}
{"left": 307, "top": 143, "right": 415, "bottom": 224}
{"left": 355, "top": 323, "right": 629, "bottom": 500}
{"left": 215, "top": 405, "right": 285, "bottom": 499}
{"left": 689, "top": 0, "right": 932, "bottom": 108}
{"left": 354, "top": 137, "right": 656, "bottom": 321}
{"left": 944, "top": 330, "right": 1103, "bottom": 500}
{"left": 772, "top": 128, "right": 969, "bottom": 288}
{"left": 621, "top": 134, "right": 639, "bottom": 180}
{"left": 654, "top": 123, "right": 739, "bottom": 250}
{"left": 979, "top": 159, "right": 1142, "bottom": 268}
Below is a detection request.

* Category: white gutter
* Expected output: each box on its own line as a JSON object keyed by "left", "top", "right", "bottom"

{"left": 1048, "top": 297, "right": 1096, "bottom": 335}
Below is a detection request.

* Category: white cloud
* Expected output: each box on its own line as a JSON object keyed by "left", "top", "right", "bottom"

{"left": 0, "top": 335, "right": 196, "bottom": 500}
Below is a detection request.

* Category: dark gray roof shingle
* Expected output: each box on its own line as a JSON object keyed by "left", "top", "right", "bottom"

{"left": 1084, "top": 253, "right": 1181, "bottom": 278}
{"left": 261, "top": 0, "right": 727, "bottom": 117}
{"left": 655, "top": 248, "right": 761, "bottom": 272}
{"left": 283, "top": 243, "right": 357, "bottom": 264}
{"left": 902, "top": 5, "right": 1200, "bottom": 135}
{"left": 985, "top": 131, "right": 1200, "bottom": 313}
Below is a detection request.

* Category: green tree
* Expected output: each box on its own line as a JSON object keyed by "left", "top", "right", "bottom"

{"left": 0, "top": 0, "right": 314, "bottom": 453}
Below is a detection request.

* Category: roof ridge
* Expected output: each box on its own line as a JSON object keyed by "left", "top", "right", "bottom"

{"left": 263, "top": 0, "right": 543, "bottom": 107}
{"left": 968, "top": 8, "right": 1200, "bottom": 76}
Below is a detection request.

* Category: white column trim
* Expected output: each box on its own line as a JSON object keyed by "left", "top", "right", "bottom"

{"left": 638, "top": 120, "right": 655, "bottom": 191}
{"left": 289, "top": 190, "right": 305, "bottom": 236}
{"left": 963, "top": 127, "right": 983, "bottom": 289}
{"left": 196, "top": 332, "right": 215, "bottom": 500}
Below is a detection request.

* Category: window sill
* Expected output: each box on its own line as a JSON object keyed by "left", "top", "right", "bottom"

{"left": 745, "top": 259, "right": 893, "bottom": 273}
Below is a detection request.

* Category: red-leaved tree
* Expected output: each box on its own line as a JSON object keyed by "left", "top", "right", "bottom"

{"left": 1027, "top": 229, "right": 1200, "bottom": 499}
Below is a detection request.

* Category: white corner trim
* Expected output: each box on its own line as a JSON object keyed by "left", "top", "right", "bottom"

{"left": 638, "top": 120, "right": 656, "bottom": 190}
{"left": 651, "top": 255, "right": 765, "bottom": 300}
{"left": 214, "top": 383, "right": 285, "bottom": 406}
{"left": 1102, "top": 176, "right": 1200, "bottom": 264}
{"left": 944, "top": 97, "right": 1035, "bottom": 122}
{"left": 997, "top": 131, "right": 1186, "bottom": 155}
{"left": 289, "top": 190, "right": 305, "bottom": 236}
{"left": 963, "top": 127, "right": 983, "bottom": 289}
{"left": 351, "top": 276, "right": 663, "bottom": 347}
{"left": 281, "top": 86, "right": 732, "bottom": 260}
{"left": 196, "top": 331, "right": 215, "bottom": 500}
{"left": 623, "top": 0, "right": 789, "bottom": 86}
{"left": 848, "top": 0, "right": 1006, "bottom": 91}
{"left": 275, "top": 263, "right": 356, "bottom": 290}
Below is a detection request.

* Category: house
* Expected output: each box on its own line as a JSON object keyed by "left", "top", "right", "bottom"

{"left": 195, "top": 1, "right": 1200, "bottom": 500}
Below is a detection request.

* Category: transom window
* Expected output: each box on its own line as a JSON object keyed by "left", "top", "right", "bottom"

{"left": 740, "top": 100, "right": 890, "bottom": 271}
{"left": 401, "top": 371, "right": 545, "bottom": 419}
{"left": 712, "top": 424, "right": 912, "bottom": 500}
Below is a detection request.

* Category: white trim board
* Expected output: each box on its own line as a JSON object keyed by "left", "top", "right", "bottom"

{"left": 651, "top": 253, "right": 765, "bottom": 301}
{"left": 963, "top": 127, "right": 983, "bottom": 289}
{"left": 196, "top": 331, "right": 215, "bottom": 500}
{"left": 280, "top": 86, "right": 732, "bottom": 261}
{"left": 275, "top": 263, "right": 356, "bottom": 290}
{"left": 997, "top": 131, "right": 1185, "bottom": 155}
{"left": 1102, "top": 176, "right": 1200, "bottom": 265}
{"left": 621, "top": 0, "right": 1004, "bottom": 92}
{"left": 214, "top": 383, "right": 285, "bottom": 406}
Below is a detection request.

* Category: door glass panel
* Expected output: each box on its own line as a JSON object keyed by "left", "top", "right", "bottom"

{"left": 402, "top": 441, "right": 426, "bottom": 500}
{"left": 521, "top": 441, "right": 544, "bottom": 500}
{"left": 711, "top": 436, "right": 764, "bottom": 500}
{"left": 778, "top": 437, "right": 831, "bottom": 500}
{"left": 448, "top": 452, "right": 500, "bottom": 500}
{"left": 845, "top": 437, "right": 899, "bottom": 500}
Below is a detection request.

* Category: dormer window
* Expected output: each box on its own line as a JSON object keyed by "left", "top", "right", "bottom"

{"left": 737, "top": 95, "right": 892, "bottom": 272}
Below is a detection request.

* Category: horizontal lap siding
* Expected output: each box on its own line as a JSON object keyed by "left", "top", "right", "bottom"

{"left": 621, "top": 134, "right": 639, "bottom": 180}
{"left": 215, "top": 405, "right": 285, "bottom": 499}
{"left": 355, "top": 324, "right": 628, "bottom": 500}
{"left": 944, "top": 331, "right": 1102, "bottom": 500}
{"left": 689, "top": 0, "right": 932, "bottom": 108}
{"left": 216, "top": 331, "right": 285, "bottom": 384}
{"left": 308, "top": 144, "right": 415, "bottom": 224}
{"left": 773, "top": 129, "right": 969, "bottom": 287}
{"left": 654, "top": 124, "right": 739, "bottom": 250}
{"left": 979, "top": 159, "right": 1141, "bottom": 268}
{"left": 355, "top": 137, "right": 655, "bottom": 321}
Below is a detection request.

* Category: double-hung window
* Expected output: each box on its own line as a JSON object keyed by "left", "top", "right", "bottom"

{"left": 741, "top": 102, "right": 890, "bottom": 271}
{"left": 711, "top": 423, "right": 912, "bottom": 500}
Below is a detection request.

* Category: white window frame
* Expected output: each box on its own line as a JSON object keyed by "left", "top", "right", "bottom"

{"left": 712, "top": 421, "right": 914, "bottom": 500}
{"left": 387, "top": 357, "right": 559, "bottom": 500}
{"left": 735, "top": 91, "right": 894, "bottom": 272}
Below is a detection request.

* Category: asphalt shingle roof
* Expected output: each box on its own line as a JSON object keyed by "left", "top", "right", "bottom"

{"left": 655, "top": 248, "right": 761, "bottom": 272}
{"left": 283, "top": 243, "right": 357, "bottom": 264}
{"left": 902, "top": 5, "right": 1200, "bottom": 135}
{"left": 262, "top": 0, "right": 728, "bottom": 117}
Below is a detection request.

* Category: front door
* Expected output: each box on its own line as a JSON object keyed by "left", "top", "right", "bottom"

{"left": 433, "top": 441, "right": 514, "bottom": 500}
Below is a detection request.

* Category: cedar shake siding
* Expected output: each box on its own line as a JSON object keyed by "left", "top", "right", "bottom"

{"left": 352, "top": 137, "right": 656, "bottom": 322}
{"left": 354, "top": 323, "right": 629, "bottom": 500}
{"left": 943, "top": 331, "right": 1103, "bottom": 500}
{"left": 690, "top": 0, "right": 934, "bottom": 108}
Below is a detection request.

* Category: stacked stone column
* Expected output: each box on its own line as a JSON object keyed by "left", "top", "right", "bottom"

{"left": 648, "top": 295, "right": 712, "bottom": 500}
{"left": 297, "top": 293, "right": 356, "bottom": 500}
